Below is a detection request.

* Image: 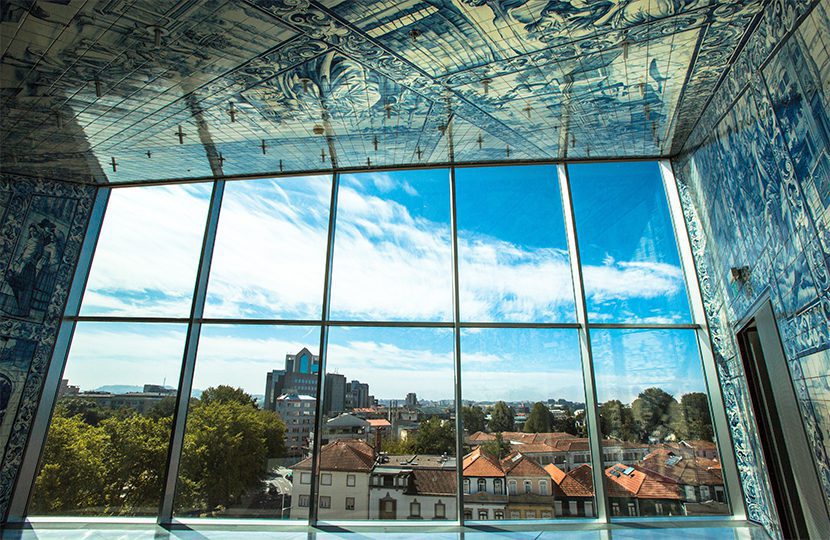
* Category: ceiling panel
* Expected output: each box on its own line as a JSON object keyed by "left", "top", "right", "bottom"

{"left": 0, "top": 0, "right": 766, "bottom": 183}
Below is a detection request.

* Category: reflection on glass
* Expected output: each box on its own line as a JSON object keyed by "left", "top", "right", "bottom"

{"left": 174, "top": 325, "right": 321, "bottom": 518}
{"left": 80, "top": 184, "right": 211, "bottom": 317}
{"left": 30, "top": 323, "right": 187, "bottom": 516}
{"left": 205, "top": 176, "right": 331, "bottom": 319}
{"left": 461, "top": 329, "right": 596, "bottom": 520}
{"left": 568, "top": 162, "right": 691, "bottom": 323}
{"left": 592, "top": 329, "right": 727, "bottom": 517}
{"left": 305, "top": 327, "right": 457, "bottom": 521}
{"left": 456, "top": 165, "right": 575, "bottom": 323}
{"left": 329, "top": 169, "right": 453, "bottom": 321}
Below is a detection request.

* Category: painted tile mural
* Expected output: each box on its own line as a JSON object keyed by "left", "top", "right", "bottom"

{"left": 0, "top": 0, "right": 766, "bottom": 183}
{"left": 0, "top": 177, "right": 94, "bottom": 521}
{"left": 674, "top": 0, "right": 830, "bottom": 537}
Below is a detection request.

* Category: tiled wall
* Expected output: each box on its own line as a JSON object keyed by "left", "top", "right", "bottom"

{"left": 0, "top": 176, "right": 95, "bottom": 521}
{"left": 674, "top": 0, "right": 830, "bottom": 537}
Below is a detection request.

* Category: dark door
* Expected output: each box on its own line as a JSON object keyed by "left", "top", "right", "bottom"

{"left": 737, "top": 320, "right": 808, "bottom": 539}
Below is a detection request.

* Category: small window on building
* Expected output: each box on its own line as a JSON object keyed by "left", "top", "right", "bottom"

{"left": 477, "top": 478, "right": 487, "bottom": 493}
{"left": 508, "top": 479, "right": 517, "bottom": 495}
{"left": 321, "top": 473, "right": 332, "bottom": 486}
{"left": 510, "top": 510, "right": 521, "bottom": 519}
{"left": 627, "top": 502, "right": 636, "bottom": 516}
{"left": 493, "top": 478, "right": 503, "bottom": 494}
{"left": 526, "top": 510, "right": 536, "bottom": 519}
{"left": 435, "top": 501, "right": 446, "bottom": 518}
{"left": 347, "top": 474, "right": 356, "bottom": 487}
{"left": 524, "top": 480, "right": 532, "bottom": 493}
{"left": 410, "top": 501, "right": 421, "bottom": 518}
{"left": 541, "top": 511, "right": 552, "bottom": 519}
{"left": 299, "top": 495, "right": 310, "bottom": 507}
{"left": 300, "top": 472, "right": 311, "bottom": 484}
{"left": 494, "top": 510, "right": 504, "bottom": 520}
{"left": 319, "top": 496, "right": 331, "bottom": 509}
{"left": 478, "top": 509, "right": 488, "bottom": 520}
{"left": 345, "top": 497, "right": 355, "bottom": 511}
{"left": 655, "top": 502, "right": 664, "bottom": 514}
{"left": 569, "top": 501, "right": 578, "bottom": 516}
{"left": 463, "top": 478, "right": 470, "bottom": 494}
{"left": 539, "top": 479, "right": 548, "bottom": 495}
{"left": 554, "top": 500, "right": 563, "bottom": 516}
{"left": 700, "top": 485, "right": 710, "bottom": 500}
{"left": 585, "top": 500, "right": 593, "bottom": 516}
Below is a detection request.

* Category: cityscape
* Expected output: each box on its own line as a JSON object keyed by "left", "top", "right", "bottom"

{"left": 40, "top": 346, "right": 726, "bottom": 521}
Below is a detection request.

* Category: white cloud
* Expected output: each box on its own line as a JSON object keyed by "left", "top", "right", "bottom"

{"left": 80, "top": 173, "right": 686, "bottom": 323}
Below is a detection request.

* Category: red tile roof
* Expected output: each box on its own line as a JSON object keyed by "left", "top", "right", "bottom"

{"left": 544, "top": 464, "right": 566, "bottom": 484}
{"left": 640, "top": 448, "right": 724, "bottom": 486}
{"left": 500, "top": 451, "right": 549, "bottom": 478}
{"left": 366, "top": 418, "right": 392, "bottom": 428}
{"left": 560, "top": 464, "right": 595, "bottom": 498}
{"left": 293, "top": 439, "right": 375, "bottom": 472}
{"left": 407, "top": 469, "right": 456, "bottom": 496}
{"left": 604, "top": 463, "right": 683, "bottom": 500}
{"left": 462, "top": 447, "right": 505, "bottom": 477}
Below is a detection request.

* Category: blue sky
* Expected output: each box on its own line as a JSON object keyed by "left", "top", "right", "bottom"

{"left": 67, "top": 162, "right": 704, "bottom": 404}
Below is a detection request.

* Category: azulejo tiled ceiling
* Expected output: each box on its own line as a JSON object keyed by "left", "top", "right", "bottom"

{"left": 0, "top": 0, "right": 766, "bottom": 183}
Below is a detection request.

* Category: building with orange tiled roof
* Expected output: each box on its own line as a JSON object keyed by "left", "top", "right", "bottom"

{"left": 639, "top": 448, "right": 727, "bottom": 514}
{"left": 369, "top": 453, "right": 457, "bottom": 520}
{"left": 290, "top": 439, "right": 376, "bottom": 519}
{"left": 462, "top": 447, "right": 508, "bottom": 520}
{"left": 553, "top": 463, "right": 596, "bottom": 517}
{"left": 500, "top": 452, "right": 556, "bottom": 519}
{"left": 605, "top": 463, "right": 684, "bottom": 517}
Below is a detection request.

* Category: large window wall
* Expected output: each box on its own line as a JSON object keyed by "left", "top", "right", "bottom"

{"left": 23, "top": 161, "right": 736, "bottom": 524}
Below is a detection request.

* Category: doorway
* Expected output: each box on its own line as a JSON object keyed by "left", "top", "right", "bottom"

{"left": 736, "top": 300, "right": 830, "bottom": 538}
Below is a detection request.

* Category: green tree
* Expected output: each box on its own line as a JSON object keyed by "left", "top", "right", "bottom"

{"left": 99, "top": 413, "right": 172, "bottom": 512}
{"left": 31, "top": 414, "right": 107, "bottom": 514}
{"left": 552, "top": 414, "right": 579, "bottom": 436}
{"left": 200, "top": 385, "right": 258, "bottom": 408}
{"left": 524, "top": 402, "right": 552, "bottom": 433}
{"left": 632, "top": 387, "right": 681, "bottom": 442}
{"left": 177, "top": 393, "right": 286, "bottom": 513}
{"left": 381, "top": 435, "right": 414, "bottom": 454}
{"left": 147, "top": 395, "right": 177, "bottom": 420}
{"left": 56, "top": 398, "right": 114, "bottom": 426}
{"left": 489, "top": 401, "right": 515, "bottom": 432}
{"left": 600, "top": 400, "right": 639, "bottom": 442}
{"left": 413, "top": 416, "right": 455, "bottom": 455}
{"left": 461, "top": 405, "right": 486, "bottom": 433}
{"left": 480, "top": 432, "right": 511, "bottom": 459}
{"left": 678, "top": 392, "right": 714, "bottom": 441}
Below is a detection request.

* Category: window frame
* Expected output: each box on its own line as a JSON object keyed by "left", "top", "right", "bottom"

{"left": 10, "top": 161, "right": 742, "bottom": 529}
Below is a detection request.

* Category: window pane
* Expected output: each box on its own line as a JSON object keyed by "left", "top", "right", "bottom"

{"left": 568, "top": 162, "right": 691, "bottom": 323}
{"left": 456, "top": 165, "right": 575, "bottom": 322}
{"left": 80, "top": 184, "right": 212, "bottom": 316}
{"left": 329, "top": 169, "right": 453, "bottom": 321}
{"left": 174, "top": 325, "right": 321, "bottom": 519}
{"left": 30, "top": 323, "right": 187, "bottom": 516}
{"left": 307, "top": 327, "right": 457, "bottom": 521}
{"left": 460, "top": 329, "right": 596, "bottom": 520}
{"left": 592, "top": 329, "right": 728, "bottom": 517}
{"left": 205, "top": 176, "right": 331, "bottom": 319}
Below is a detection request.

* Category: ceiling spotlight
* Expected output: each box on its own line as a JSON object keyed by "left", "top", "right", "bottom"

{"left": 523, "top": 105, "right": 532, "bottom": 119}
{"left": 384, "top": 102, "right": 393, "bottom": 119}
{"left": 279, "top": 159, "right": 284, "bottom": 172}
{"left": 217, "top": 153, "right": 226, "bottom": 167}
{"left": 373, "top": 135, "right": 379, "bottom": 151}
{"left": 313, "top": 124, "right": 324, "bottom": 135}
{"left": 110, "top": 157, "right": 117, "bottom": 172}
{"left": 176, "top": 125, "right": 186, "bottom": 144}
{"left": 481, "top": 78, "right": 492, "bottom": 95}
{"left": 477, "top": 133, "right": 483, "bottom": 149}
{"left": 146, "top": 150, "right": 152, "bottom": 159}
{"left": 415, "top": 146, "right": 423, "bottom": 160}
{"left": 228, "top": 102, "right": 237, "bottom": 122}
{"left": 506, "top": 145, "right": 511, "bottom": 158}
{"left": 321, "top": 148, "right": 327, "bottom": 163}
{"left": 409, "top": 29, "right": 421, "bottom": 42}
{"left": 300, "top": 78, "right": 312, "bottom": 93}
{"left": 260, "top": 139, "right": 267, "bottom": 155}
{"left": 367, "top": 156, "right": 372, "bottom": 167}
{"left": 147, "top": 26, "right": 168, "bottom": 48}
{"left": 94, "top": 79, "right": 102, "bottom": 98}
